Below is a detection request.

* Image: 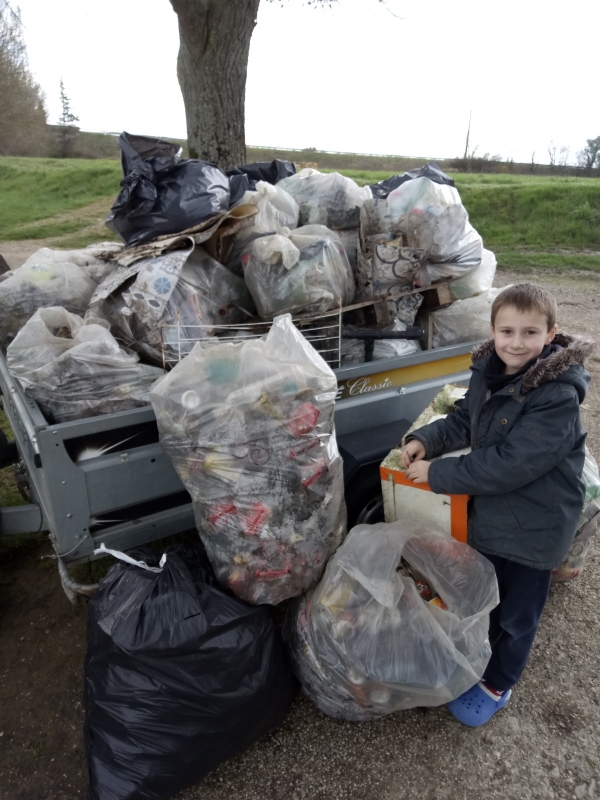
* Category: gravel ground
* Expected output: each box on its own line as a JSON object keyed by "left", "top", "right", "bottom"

{"left": 0, "top": 268, "right": 598, "bottom": 800}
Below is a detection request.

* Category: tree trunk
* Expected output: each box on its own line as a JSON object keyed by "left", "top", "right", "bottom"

{"left": 170, "top": 0, "right": 260, "bottom": 168}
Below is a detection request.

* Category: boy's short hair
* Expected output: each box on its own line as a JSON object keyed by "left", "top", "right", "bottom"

{"left": 491, "top": 283, "right": 557, "bottom": 330}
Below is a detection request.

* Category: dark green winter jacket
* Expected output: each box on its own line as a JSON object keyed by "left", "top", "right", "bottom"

{"left": 407, "top": 333, "right": 594, "bottom": 569}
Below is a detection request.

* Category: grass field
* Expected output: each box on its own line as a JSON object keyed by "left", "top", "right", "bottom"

{"left": 0, "top": 158, "right": 121, "bottom": 243}
{"left": 1, "top": 155, "right": 600, "bottom": 271}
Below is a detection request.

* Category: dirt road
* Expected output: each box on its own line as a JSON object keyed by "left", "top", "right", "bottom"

{"left": 0, "top": 269, "right": 598, "bottom": 800}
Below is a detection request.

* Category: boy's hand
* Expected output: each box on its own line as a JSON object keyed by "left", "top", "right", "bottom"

{"left": 401, "top": 439, "right": 426, "bottom": 469}
{"left": 405, "top": 460, "right": 431, "bottom": 484}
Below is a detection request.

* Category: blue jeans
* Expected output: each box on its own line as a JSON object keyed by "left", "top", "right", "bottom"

{"left": 480, "top": 553, "right": 553, "bottom": 692}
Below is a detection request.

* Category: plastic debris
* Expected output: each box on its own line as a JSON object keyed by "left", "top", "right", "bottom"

{"left": 370, "top": 237, "right": 425, "bottom": 324}
{"left": 226, "top": 181, "right": 299, "bottom": 274}
{"left": 582, "top": 446, "right": 600, "bottom": 503}
{"left": 387, "top": 176, "right": 483, "bottom": 282}
{"left": 277, "top": 169, "right": 368, "bottom": 230}
{"left": 449, "top": 248, "right": 497, "bottom": 300}
{"left": 21, "top": 243, "right": 122, "bottom": 285}
{"left": 150, "top": 314, "right": 347, "bottom": 605}
{"left": 285, "top": 520, "right": 499, "bottom": 720}
{"left": 428, "top": 288, "right": 503, "bottom": 348}
{"left": 93, "top": 246, "right": 255, "bottom": 365}
{"left": 7, "top": 307, "right": 163, "bottom": 423}
{"left": 106, "top": 132, "right": 230, "bottom": 247}
{"left": 226, "top": 159, "right": 296, "bottom": 205}
{"left": 242, "top": 225, "right": 355, "bottom": 319}
{"left": 0, "top": 260, "right": 97, "bottom": 347}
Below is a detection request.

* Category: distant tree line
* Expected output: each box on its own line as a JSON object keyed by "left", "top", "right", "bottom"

{"left": 450, "top": 140, "right": 600, "bottom": 177}
{"left": 0, "top": 0, "right": 47, "bottom": 155}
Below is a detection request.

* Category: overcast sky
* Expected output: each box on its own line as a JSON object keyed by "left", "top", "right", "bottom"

{"left": 17, "top": 0, "right": 600, "bottom": 164}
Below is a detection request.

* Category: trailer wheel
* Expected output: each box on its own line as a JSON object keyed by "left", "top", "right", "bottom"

{"left": 344, "top": 462, "right": 385, "bottom": 529}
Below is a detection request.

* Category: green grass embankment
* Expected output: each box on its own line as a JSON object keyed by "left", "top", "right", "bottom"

{"left": 0, "top": 158, "right": 121, "bottom": 242}
{"left": 455, "top": 174, "right": 600, "bottom": 272}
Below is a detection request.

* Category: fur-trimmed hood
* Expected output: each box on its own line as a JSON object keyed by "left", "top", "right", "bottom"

{"left": 471, "top": 332, "right": 594, "bottom": 396}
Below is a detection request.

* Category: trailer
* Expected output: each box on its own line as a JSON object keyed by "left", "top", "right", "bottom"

{"left": 0, "top": 338, "right": 476, "bottom": 600}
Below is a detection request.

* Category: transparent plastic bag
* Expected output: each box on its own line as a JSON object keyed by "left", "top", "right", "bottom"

{"left": 449, "top": 249, "right": 497, "bottom": 300}
{"left": 150, "top": 314, "right": 347, "bottom": 605}
{"left": 278, "top": 169, "right": 368, "bottom": 230}
{"left": 583, "top": 447, "right": 600, "bottom": 502}
{"left": 341, "top": 319, "right": 420, "bottom": 366}
{"left": 552, "top": 501, "right": 600, "bottom": 583}
{"left": 242, "top": 225, "right": 355, "bottom": 319}
{"left": 0, "top": 260, "right": 97, "bottom": 347}
{"left": 285, "top": 520, "right": 499, "bottom": 720}
{"left": 387, "top": 177, "right": 483, "bottom": 281}
{"left": 96, "top": 247, "right": 255, "bottom": 365}
{"left": 21, "top": 243, "right": 122, "bottom": 284}
{"left": 7, "top": 307, "right": 163, "bottom": 423}
{"left": 226, "top": 181, "right": 299, "bottom": 274}
{"left": 429, "top": 288, "right": 503, "bottom": 348}
{"left": 551, "top": 447, "right": 600, "bottom": 582}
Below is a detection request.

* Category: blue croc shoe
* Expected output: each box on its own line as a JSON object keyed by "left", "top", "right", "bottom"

{"left": 447, "top": 683, "right": 512, "bottom": 727}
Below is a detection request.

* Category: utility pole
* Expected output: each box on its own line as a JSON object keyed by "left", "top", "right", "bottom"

{"left": 463, "top": 111, "right": 472, "bottom": 161}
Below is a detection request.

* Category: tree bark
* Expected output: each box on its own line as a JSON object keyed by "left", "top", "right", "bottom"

{"left": 170, "top": 0, "right": 260, "bottom": 168}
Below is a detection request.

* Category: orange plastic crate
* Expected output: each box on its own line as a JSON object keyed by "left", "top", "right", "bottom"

{"left": 380, "top": 465, "right": 469, "bottom": 544}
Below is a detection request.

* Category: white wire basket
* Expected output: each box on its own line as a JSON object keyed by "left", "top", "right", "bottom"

{"left": 160, "top": 306, "right": 344, "bottom": 369}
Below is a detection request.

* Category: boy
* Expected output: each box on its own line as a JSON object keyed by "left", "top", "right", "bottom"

{"left": 401, "top": 283, "right": 593, "bottom": 726}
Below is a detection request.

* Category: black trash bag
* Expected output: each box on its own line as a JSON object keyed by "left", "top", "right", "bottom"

{"left": 106, "top": 132, "right": 230, "bottom": 248}
{"left": 84, "top": 544, "right": 297, "bottom": 800}
{"left": 228, "top": 172, "right": 253, "bottom": 206}
{"left": 369, "top": 161, "right": 455, "bottom": 199}
{"left": 226, "top": 159, "right": 296, "bottom": 205}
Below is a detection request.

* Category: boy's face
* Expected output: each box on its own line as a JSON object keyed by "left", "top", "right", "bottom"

{"left": 491, "top": 305, "right": 557, "bottom": 374}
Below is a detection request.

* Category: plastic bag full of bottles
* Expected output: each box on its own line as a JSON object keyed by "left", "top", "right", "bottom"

{"left": 150, "top": 314, "right": 347, "bottom": 605}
